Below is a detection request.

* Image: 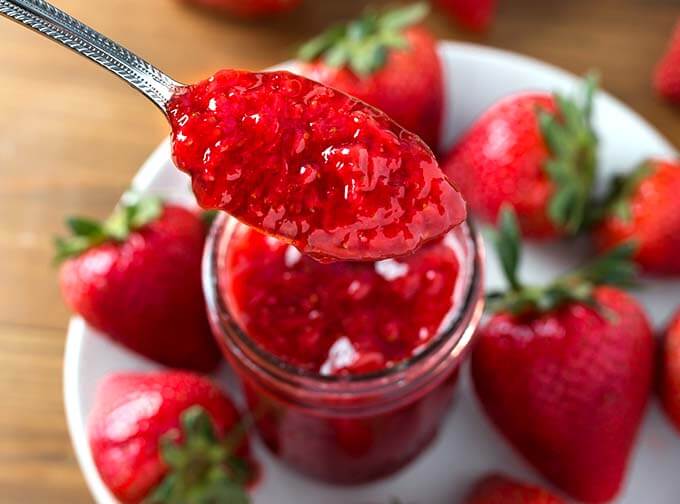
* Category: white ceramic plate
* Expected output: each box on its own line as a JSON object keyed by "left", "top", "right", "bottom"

{"left": 64, "top": 42, "right": 679, "bottom": 503}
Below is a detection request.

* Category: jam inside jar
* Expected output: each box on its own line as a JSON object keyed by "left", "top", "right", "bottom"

{"left": 204, "top": 216, "right": 484, "bottom": 484}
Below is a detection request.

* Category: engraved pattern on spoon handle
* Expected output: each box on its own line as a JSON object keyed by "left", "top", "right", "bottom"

{"left": 0, "top": 0, "right": 183, "bottom": 112}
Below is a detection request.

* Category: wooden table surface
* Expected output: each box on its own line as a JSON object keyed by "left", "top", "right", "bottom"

{"left": 0, "top": 0, "right": 678, "bottom": 501}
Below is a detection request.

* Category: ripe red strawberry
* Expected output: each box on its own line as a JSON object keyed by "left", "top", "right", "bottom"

{"left": 434, "top": 0, "right": 496, "bottom": 32}
{"left": 89, "top": 371, "right": 254, "bottom": 504}
{"left": 654, "top": 20, "right": 680, "bottom": 104}
{"left": 465, "top": 474, "right": 565, "bottom": 504}
{"left": 594, "top": 159, "right": 680, "bottom": 275}
{"left": 57, "top": 197, "right": 220, "bottom": 372}
{"left": 472, "top": 209, "right": 653, "bottom": 503}
{"left": 181, "top": 0, "right": 301, "bottom": 17}
{"left": 296, "top": 3, "right": 443, "bottom": 150}
{"left": 661, "top": 310, "right": 680, "bottom": 433}
{"left": 442, "top": 77, "right": 598, "bottom": 238}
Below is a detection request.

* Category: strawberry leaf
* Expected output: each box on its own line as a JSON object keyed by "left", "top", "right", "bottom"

{"left": 102, "top": 208, "right": 131, "bottom": 241}
{"left": 297, "top": 3, "right": 428, "bottom": 75}
{"left": 493, "top": 206, "right": 522, "bottom": 291}
{"left": 159, "top": 436, "right": 186, "bottom": 468}
{"left": 54, "top": 196, "right": 163, "bottom": 263}
{"left": 201, "top": 210, "right": 220, "bottom": 227}
{"left": 379, "top": 30, "right": 409, "bottom": 50}
{"left": 54, "top": 236, "right": 98, "bottom": 264}
{"left": 323, "top": 42, "right": 351, "bottom": 68}
{"left": 538, "top": 73, "right": 599, "bottom": 234}
{"left": 182, "top": 404, "right": 219, "bottom": 442}
{"left": 146, "top": 406, "right": 253, "bottom": 504}
{"left": 599, "top": 162, "right": 654, "bottom": 223}
{"left": 487, "top": 208, "right": 639, "bottom": 316}
{"left": 350, "top": 43, "right": 388, "bottom": 76}
{"left": 297, "top": 25, "right": 346, "bottom": 62}
{"left": 148, "top": 474, "right": 177, "bottom": 503}
{"left": 567, "top": 242, "right": 638, "bottom": 288}
{"left": 66, "top": 217, "right": 104, "bottom": 237}
{"left": 197, "top": 478, "right": 249, "bottom": 504}
{"left": 378, "top": 3, "right": 429, "bottom": 30}
{"left": 130, "top": 197, "right": 163, "bottom": 229}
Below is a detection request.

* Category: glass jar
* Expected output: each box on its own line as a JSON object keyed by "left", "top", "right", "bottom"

{"left": 203, "top": 216, "right": 484, "bottom": 484}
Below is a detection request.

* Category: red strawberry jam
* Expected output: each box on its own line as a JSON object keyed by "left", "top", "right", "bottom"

{"left": 208, "top": 217, "right": 483, "bottom": 483}
{"left": 168, "top": 70, "right": 466, "bottom": 262}
{"left": 219, "top": 223, "right": 460, "bottom": 375}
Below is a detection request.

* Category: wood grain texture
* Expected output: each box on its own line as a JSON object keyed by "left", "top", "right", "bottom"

{"left": 0, "top": 0, "right": 677, "bottom": 502}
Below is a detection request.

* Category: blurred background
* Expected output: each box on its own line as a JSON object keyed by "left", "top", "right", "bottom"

{"left": 0, "top": 0, "right": 677, "bottom": 502}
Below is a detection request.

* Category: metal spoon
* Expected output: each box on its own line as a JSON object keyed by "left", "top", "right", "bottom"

{"left": 0, "top": 0, "right": 184, "bottom": 113}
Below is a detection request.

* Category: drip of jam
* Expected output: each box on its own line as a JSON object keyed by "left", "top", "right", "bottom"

{"left": 168, "top": 70, "right": 466, "bottom": 262}
{"left": 219, "top": 223, "right": 460, "bottom": 375}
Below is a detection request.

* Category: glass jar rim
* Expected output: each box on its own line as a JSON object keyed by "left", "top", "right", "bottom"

{"left": 203, "top": 214, "right": 485, "bottom": 391}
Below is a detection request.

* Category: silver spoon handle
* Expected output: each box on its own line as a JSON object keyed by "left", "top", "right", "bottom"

{"left": 0, "top": 0, "right": 183, "bottom": 112}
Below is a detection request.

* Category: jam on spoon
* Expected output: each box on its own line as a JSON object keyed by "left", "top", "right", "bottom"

{"left": 2, "top": 0, "right": 466, "bottom": 262}
{"left": 169, "top": 70, "right": 466, "bottom": 261}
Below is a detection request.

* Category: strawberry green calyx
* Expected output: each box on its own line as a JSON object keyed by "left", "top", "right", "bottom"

{"left": 54, "top": 196, "right": 163, "bottom": 263}
{"left": 487, "top": 207, "right": 637, "bottom": 315}
{"left": 599, "top": 161, "right": 654, "bottom": 222}
{"left": 201, "top": 210, "right": 220, "bottom": 228}
{"left": 146, "top": 406, "right": 252, "bottom": 504}
{"left": 297, "top": 3, "right": 429, "bottom": 76}
{"left": 539, "top": 74, "right": 599, "bottom": 234}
